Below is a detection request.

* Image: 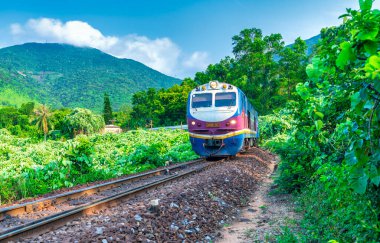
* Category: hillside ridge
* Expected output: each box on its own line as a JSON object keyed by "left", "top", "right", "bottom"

{"left": 0, "top": 42, "right": 181, "bottom": 111}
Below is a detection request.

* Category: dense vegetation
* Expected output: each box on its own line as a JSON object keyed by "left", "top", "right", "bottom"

{"left": 0, "top": 103, "right": 104, "bottom": 139}
{"left": 0, "top": 43, "right": 180, "bottom": 111}
{"left": 259, "top": 1, "right": 380, "bottom": 241}
{"left": 0, "top": 129, "right": 196, "bottom": 203}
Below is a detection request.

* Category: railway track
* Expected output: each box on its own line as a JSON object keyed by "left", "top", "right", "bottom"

{"left": 0, "top": 159, "right": 216, "bottom": 242}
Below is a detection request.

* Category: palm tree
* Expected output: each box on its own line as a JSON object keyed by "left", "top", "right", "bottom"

{"left": 35, "top": 105, "right": 51, "bottom": 142}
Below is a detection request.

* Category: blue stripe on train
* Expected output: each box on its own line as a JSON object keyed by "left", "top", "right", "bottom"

{"left": 190, "top": 134, "right": 245, "bottom": 157}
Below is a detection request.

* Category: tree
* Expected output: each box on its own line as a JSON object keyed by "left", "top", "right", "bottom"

{"left": 103, "top": 93, "right": 113, "bottom": 124}
{"left": 34, "top": 105, "right": 51, "bottom": 142}
{"left": 19, "top": 102, "right": 35, "bottom": 116}
{"left": 62, "top": 108, "right": 105, "bottom": 138}
{"left": 231, "top": 28, "right": 285, "bottom": 114}
{"left": 278, "top": 37, "right": 308, "bottom": 100}
{"left": 130, "top": 88, "right": 164, "bottom": 128}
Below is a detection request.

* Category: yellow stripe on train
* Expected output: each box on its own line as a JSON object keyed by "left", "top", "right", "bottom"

{"left": 189, "top": 129, "right": 257, "bottom": 139}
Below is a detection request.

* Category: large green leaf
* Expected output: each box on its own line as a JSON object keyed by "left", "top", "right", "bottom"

{"left": 345, "top": 150, "right": 358, "bottom": 166}
{"left": 351, "top": 173, "right": 369, "bottom": 194}
{"left": 336, "top": 42, "right": 355, "bottom": 69}
{"left": 359, "top": 0, "right": 373, "bottom": 11}
{"left": 315, "top": 120, "right": 323, "bottom": 131}
{"left": 364, "top": 54, "right": 380, "bottom": 80}
{"left": 350, "top": 91, "right": 361, "bottom": 109}
{"left": 369, "top": 165, "right": 380, "bottom": 186}
{"left": 315, "top": 111, "right": 324, "bottom": 119}
{"left": 296, "top": 83, "right": 310, "bottom": 100}
{"left": 357, "top": 26, "right": 379, "bottom": 41}
{"left": 306, "top": 57, "right": 323, "bottom": 81}
{"left": 364, "top": 41, "right": 378, "bottom": 55}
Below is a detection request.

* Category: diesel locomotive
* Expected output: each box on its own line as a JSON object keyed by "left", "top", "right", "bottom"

{"left": 187, "top": 80, "right": 259, "bottom": 157}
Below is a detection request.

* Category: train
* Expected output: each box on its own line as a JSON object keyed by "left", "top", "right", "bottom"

{"left": 186, "top": 80, "right": 259, "bottom": 157}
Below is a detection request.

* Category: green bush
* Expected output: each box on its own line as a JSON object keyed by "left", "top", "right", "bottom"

{"left": 268, "top": 2, "right": 380, "bottom": 241}
{"left": 0, "top": 129, "right": 197, "bottom": 204}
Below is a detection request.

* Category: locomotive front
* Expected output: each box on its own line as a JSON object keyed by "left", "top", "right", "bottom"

{"left": 187, "top": 80, "right": 257, "bottom": 157}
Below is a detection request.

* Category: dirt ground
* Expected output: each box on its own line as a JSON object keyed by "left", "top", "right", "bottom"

{"left": 218, "top": 154, "right": 300, "bottom": 242}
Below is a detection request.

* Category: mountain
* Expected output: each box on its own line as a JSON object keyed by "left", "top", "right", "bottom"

{"left": 285, "top": 34, "right": 320, "bottom": 55}
{"left": 0, "top": 43, "right": 181, "bottom": 111}
{"left": 304, "top": 34, "right": 320, "bottom": 55}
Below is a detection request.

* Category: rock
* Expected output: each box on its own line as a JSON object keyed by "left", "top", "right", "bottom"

{"left": 170, "top": 223, "right": 179, "bottom": 232}
{"left": 181, "top": 219, "right": 189, "bottom": 226}
{"left": 96, "top": 227, "right": 103, "bottom": 235}
{"left": 185, "top": 229, "right": 194, "bottom": 234}
{"left": 192, "top": 214, "right": 197, "bottom": 219}
{"left": 247, "top": 208, "right": 257, "bottom": 213}
{"left": 150, "top": 199, "right": 160, "bottom": 206}
{"left": 205, "top": 236, "right": 212, "bottom": 242}
{"left": 134, "top": 214, "right": 142, "bottom": 222}
{"left": 102, "top": 239, "right": 108, "bottom": 243}
{"left": 178, "top": 233, "right": 185, "bottom": 239}
{"left": 149, "top": 199, "right": 160, "bottom": 214}
{"left": 170, "top": 202, "right": 179, "bottom": 208}
{"left": 239, "top": 218, "right": 251, "bottom": 222}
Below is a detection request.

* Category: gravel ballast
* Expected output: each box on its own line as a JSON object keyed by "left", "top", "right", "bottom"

{"left": 20, "top": 147, "right": 275, "bottom": 242}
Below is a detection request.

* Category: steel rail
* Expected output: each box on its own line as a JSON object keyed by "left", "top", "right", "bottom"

{"left": 0, "top": 161, "right": 215, "bottom": 242}
{"left": 0, "top": 159, "right": 202, "bottom": 220}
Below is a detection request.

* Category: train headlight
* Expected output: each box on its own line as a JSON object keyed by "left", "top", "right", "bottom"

{"left": 191, "top": 121, "right": 196, "bottom": 126}
{"left": 222, "top": 84, "right": 227, "bottom": 89}
{"left": 202, "top": 85, "right": 206, "bottom": 91}
{"left": 230, "top": 119, "right": 237, "bottom": 125}
{"left": 210, "top": 81, "right": 218, "bottom": 89}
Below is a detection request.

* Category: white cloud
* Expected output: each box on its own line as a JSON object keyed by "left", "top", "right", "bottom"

{"left": 26, "top": 18, "right": 118, "bottom": 50}
{"left": 9, "top": 17, "right": 208, "bottom": 78}
{"left": 10, "top": 23, "right": 24, "bottom": 35}
{"left": 114, "top": 35, "right": 181, "bottom": 76}
{"left": 183, "top": 51, "right": 209, "bottom": 70}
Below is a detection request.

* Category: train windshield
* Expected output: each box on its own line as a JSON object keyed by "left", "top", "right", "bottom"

{"left": 192, "top": 93, "right": 212, "bottom": 108}
{"left": 215, "top": 92, "right": 236, "bottom": 107}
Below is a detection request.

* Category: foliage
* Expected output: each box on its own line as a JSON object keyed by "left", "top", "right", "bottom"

{"left": 0, "top": 105, "right": 38, "bottom": 138}
{"left": 34, "top": 105, "right": 51, "bottom": 142}
{"left": 19, "top": 102, "right": 35, "bottom": 116}
{"left": 113, "top": 104, "right": 132, "bottom": 129}
{"left": 0, "top": 43, "right": 180, "bottom": 111}
{"left": 0, "top": 129, "right": 197, "bottom": 203}
{"left": 62, "top": 108, "right": 105, "bottom": 137}
{"left": 263, "top": 1, "right": 380, "bottom": 241}
{"left": 103, "top": 93, "right": 113, "bottom": 124}
{"left": 130, "top": 78, "right": 197, "bottom": 128}
{"left": 192, "top": 29, "right": 308, "bottom": 115}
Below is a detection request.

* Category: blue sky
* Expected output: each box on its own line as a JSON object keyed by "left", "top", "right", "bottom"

{"left": 0, "top": 0, "right": 378, "bottom": 78}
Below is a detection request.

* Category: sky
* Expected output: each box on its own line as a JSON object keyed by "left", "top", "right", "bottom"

{"left": 0, "top": 0, "right": 379, "bottom": 78}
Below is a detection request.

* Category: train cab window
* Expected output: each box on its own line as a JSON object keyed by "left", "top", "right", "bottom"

{"left": 215, "top": 92, "right": 236, "bottom": 107}
{"left": 192, "top": 93, "right": 212, "bottom": 108}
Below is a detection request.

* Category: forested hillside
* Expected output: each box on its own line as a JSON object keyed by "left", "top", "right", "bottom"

{"left": 0, "top": 43, "right": 180, "bottom": 111}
